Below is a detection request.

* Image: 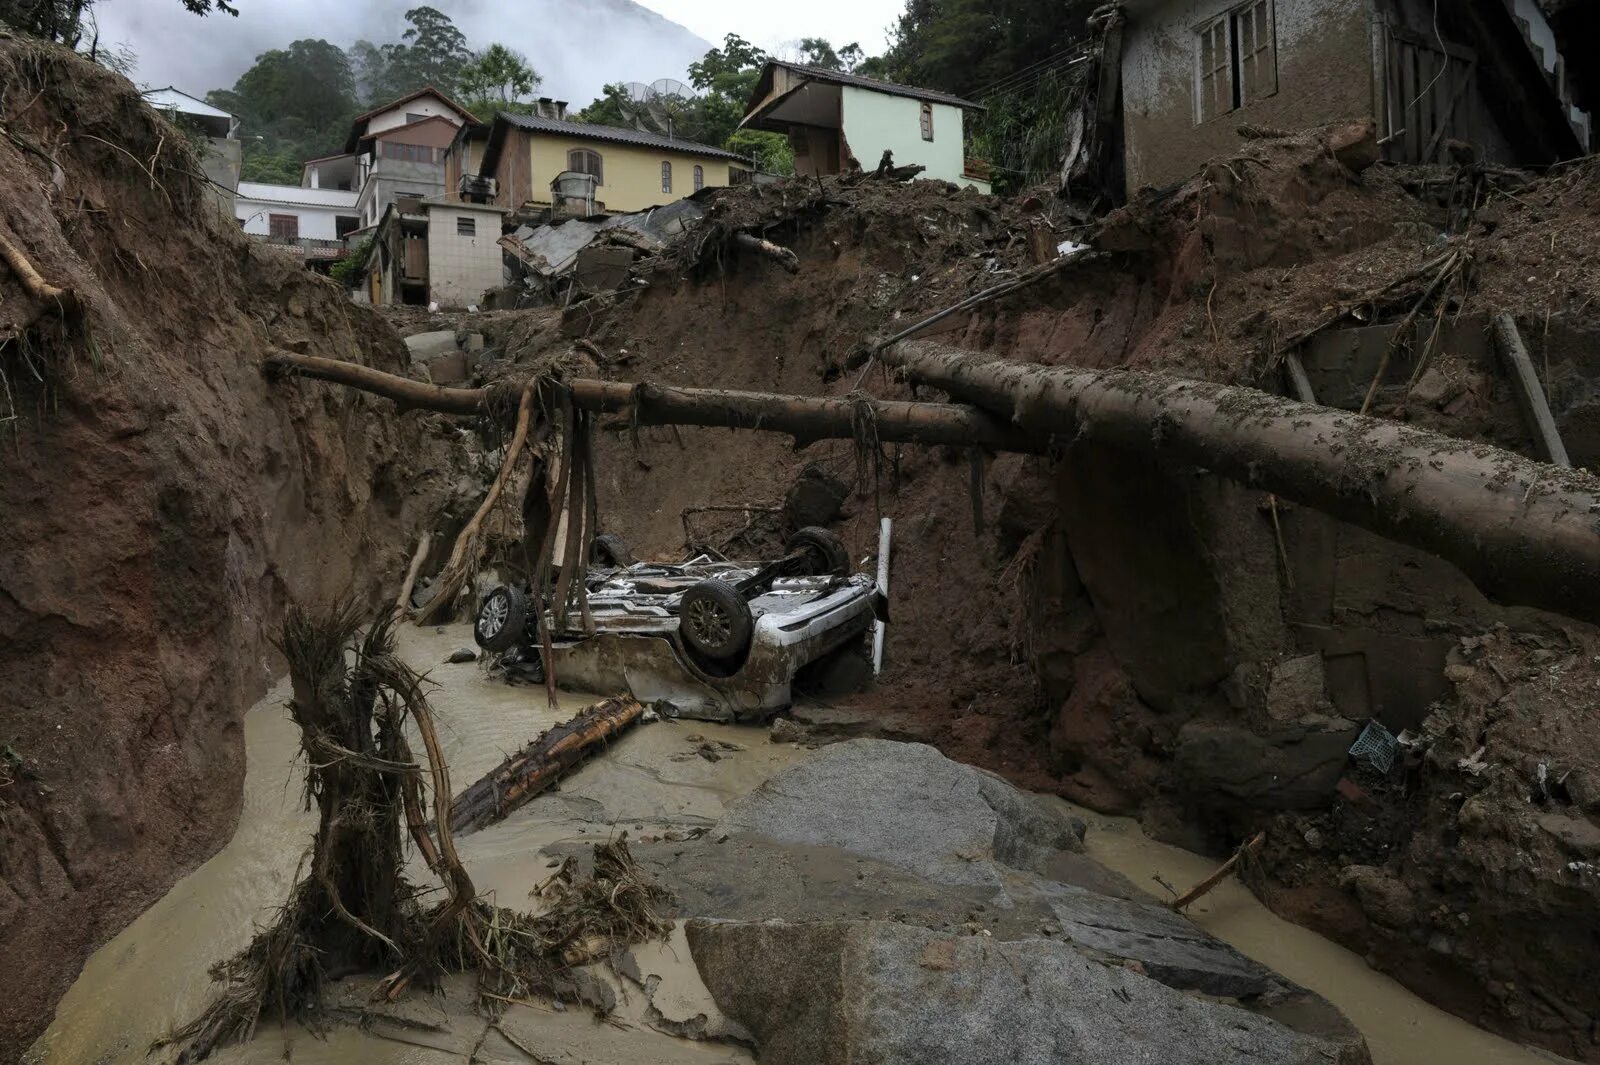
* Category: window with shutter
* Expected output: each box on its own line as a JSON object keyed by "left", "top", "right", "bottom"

{"left": 567, "top": 149, "right": 604, "bottom": 185}
{"left": 268, "top": 213, "right": 299, "bottom": 241}
{"left": 456, "top": 216, "right": 476, "bottom": 236}
{"left": 920, "top": 102, "right": 934, "bottom": 141}
{"left": 1195, "top": 0, "right": 1276, "bottom": 123}
{"left": 693, "top": 165, "right": 704, "bottom": 191}
{"left": 661, "top": 160, "right": 672, "bottom": 194}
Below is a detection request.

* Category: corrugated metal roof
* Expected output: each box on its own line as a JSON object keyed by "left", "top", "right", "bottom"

{"left": 142, "top": 87, "right": 235, "bottom": 121}
{"left": 497, "top": 113, "right": 752, "bottom": 162}
{"left": 236, "top": 182, "right": 359, "bottom": 208}
{"left": 757, "top": 62, "right": 984, "bottom": 111}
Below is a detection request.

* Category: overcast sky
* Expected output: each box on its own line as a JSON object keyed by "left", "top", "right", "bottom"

{"left": 92, "top": 0, "right": 903, "bottom": 107}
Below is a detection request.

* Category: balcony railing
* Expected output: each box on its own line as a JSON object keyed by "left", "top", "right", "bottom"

{"left": 258, "top": 234, "right": 351, "bottom": 259}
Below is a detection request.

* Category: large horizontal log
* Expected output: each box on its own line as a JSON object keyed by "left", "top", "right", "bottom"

{"left": 882, "top": 339, "right": 1600, "bottom": 624}
{"left": 568, "top": 379, "right": 1040, "bottom": 452}
{"left": 448, "top": 695, "right": 645, "bottom": 834}
{"left": 261, "top": 351, "right": 1042, "bottom": 453}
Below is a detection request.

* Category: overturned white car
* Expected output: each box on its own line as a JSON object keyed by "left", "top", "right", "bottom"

{"left": 473, "top": 528, "right": 880, "bottom": 720}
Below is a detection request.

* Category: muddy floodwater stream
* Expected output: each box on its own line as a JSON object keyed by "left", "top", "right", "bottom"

{"left": 29, "top": 626, "right": 1566, "bottom": 1065}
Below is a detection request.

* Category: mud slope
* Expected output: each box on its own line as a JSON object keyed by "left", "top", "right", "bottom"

{"left": 0, "top": 42, "right": 457, "bottom": 1058}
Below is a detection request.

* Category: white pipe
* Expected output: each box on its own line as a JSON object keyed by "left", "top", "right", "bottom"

{"left": 872, "top": 517, "right": 893, "bottom": 676}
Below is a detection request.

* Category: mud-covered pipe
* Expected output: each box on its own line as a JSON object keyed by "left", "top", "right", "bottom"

{"left": 883, "top": 339, "right": 1600, "bottom": 624}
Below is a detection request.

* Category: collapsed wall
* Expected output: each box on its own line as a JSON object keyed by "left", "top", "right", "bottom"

{"left": 0, "top": 42, "right": 461, "bottom": 1058}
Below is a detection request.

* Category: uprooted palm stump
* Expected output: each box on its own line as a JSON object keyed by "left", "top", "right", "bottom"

{"left": 165, "top": 605, "right": 672, "bottom": 1063}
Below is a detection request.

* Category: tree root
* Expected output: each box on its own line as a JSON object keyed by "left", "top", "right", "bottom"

{"left": 0, "top": 229, "right": 81, "bottom": 323}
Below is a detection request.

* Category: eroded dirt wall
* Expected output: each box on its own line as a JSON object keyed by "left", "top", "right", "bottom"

{"left": 0, "top": 43, "right": 459, "bottom": 1058}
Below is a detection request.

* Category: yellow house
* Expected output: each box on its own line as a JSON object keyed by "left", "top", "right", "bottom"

{"left": 468, "top": 109, "right": 754, "bottom": 216}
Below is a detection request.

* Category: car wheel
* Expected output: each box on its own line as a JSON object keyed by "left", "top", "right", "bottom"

{"left": 785, "top": 526, "right": 849, "bottom": 577}
{"left": 679, "top": 579, "right": 754, "bottom": 661}
{"left": 475, "top": 584, "right": 529, "bottom": 653}
{"left": 591, "top": 532, "right": 634, "bottom": 568}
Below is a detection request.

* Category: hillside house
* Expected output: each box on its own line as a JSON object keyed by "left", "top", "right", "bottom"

{"left": 141, "top": 87, "right": 241, "bottom": 211}
{"left": 234, "top": 182, "right": 360, "bottom": 265}
{"left": 1119, "top": 0, "right": 1593, "bottom": 192}
{"left": 738, "top": 62, "right": 991, "bottom": 193}
{"left": 358, "top": 197, "right": 508, "bottom": 309}
{"left": 450, "top": 105, "right": 754, "bottom": 218}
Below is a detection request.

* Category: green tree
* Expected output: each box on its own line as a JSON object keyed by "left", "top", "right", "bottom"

{"left": 575, "top": 83, "right": 634, "bottom": 128}
{"left": 2, "top": 0, "right": 235, "bottom": 48}
{"left": 458, "top": 43, "right": 540, "bottom": 117}
{"left": 347, "top": 6, "right": 472, "bottom": 105}
{"left": 882, "top": 0, "right": 1095, "bottom": 97}
{"left": 398, "top": 5, "right": 472, "bottom": 93}
{"left": 208, "top": 38, "right": 357, "bottom": 183}
{"left": 686, "top": 33, "right": 769, "bottom": 153}
{"left": 795, "top": 37, "right": 864, "bottom": 72}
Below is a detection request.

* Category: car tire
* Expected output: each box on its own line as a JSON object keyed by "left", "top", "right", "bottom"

{"left": 679, "top": 579, "right": 754, "bottom": 661}
{"left": 475, "top": 584, "right": 529, "bottom": 653}
{"left": 785, "top": 526, "right": 850, "bottom": 577}
{"left": 591, "top": 532, "right": 634, "bottom": 568}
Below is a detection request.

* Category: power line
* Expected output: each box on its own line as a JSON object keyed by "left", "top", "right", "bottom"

{"left": 970, "top": 44, "right": 1090, "bottom": 100}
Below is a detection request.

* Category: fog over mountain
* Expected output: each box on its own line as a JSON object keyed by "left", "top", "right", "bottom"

{"left": 93, "top": 0, "right": 713, "bottom": 105}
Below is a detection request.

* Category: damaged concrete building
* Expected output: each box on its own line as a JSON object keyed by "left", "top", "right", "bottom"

{"left": 739, "top": 61, "right": 993, "bottom": 191}
{"left": 1120, "top": 0, "right": 1593, "bottom": 190}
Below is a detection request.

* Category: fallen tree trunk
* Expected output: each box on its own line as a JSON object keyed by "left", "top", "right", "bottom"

{"left": 731, "top": 231, "right": 800, "bottom": 274}
{"left": 260, "top": 351, "right": 1041, "bottom": 452}
{"left": 264, "top": 351, "right": 491, "bottom": 415}
{"left": 448, "top": 695, "right": 646, "bottom": 834}
{"left": 568, "top": 379, "right": 1040, "bottom": 452}
{"left": 882, "top": 339, "right": 1600, "bottom": 624}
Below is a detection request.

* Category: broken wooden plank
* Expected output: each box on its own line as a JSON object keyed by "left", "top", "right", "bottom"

{"left": 1492, "top": 312, "right": 1570, "bottom": 467}
{"left": 448, "top": 695, "right": 647, "bottom": 834}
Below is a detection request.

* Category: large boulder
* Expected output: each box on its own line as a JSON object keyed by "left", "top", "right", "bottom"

{"left": 716, "top": 739, "right": 1086, "bottom": 894}
{"left": 686, "top": 918, "right": 1369, "bottom": 1065}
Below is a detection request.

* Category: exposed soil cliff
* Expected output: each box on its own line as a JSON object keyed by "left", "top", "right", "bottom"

{"left": 0, "top": 41, "right": 461, "bottom": 1058}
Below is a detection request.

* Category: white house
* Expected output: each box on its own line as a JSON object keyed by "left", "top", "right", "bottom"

{"left": 141, "top": 86, "right": 241, "bottom": 211}
{"left": 234, "top": 182, "right": 360, "bottom": 263}
{"left": 739, "top": 62, "right": 990, "bottom": 193}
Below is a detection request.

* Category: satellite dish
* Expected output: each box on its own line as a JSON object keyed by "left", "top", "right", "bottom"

{"left": 617, "top": 82, "right": 654, "bottom": 130}
{"left": 645, "top": 78, "right": 699, "bottom": 139}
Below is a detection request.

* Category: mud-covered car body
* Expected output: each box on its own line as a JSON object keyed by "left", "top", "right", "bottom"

{"left": 475, "top": 534, "right": 877, "bottom": 720}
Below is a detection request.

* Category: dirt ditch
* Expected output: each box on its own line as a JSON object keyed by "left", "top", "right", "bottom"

{"left": 4, "top": 35, "right": 1600, "bottom": 1065}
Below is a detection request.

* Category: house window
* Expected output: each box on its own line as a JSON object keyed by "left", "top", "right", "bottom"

{"left": 405, "top": 112, "right": 428, "bottom": 124}
{"left": 1197, "top": 0, "right": 1277, "bottom": 122}
{"left": 457, "top": 216, "right": 476, "bottom": 236}
{"left": 335, "top": 215, "right": 359, "bottom": 239}
{"left": 568, "top": 148, "right": 603, "bottom": 185}
{"left": 268, "top": 213, "right": 299, "bottom": 241}
{"left": 380, "top": 141, "right": 437, "bottom": 163}
{"left": 920, "top": 102, "right": 934, "bottom": 141}
{"left": 693, "top": 164, "right": 704, "bottom": 191}
{"left": 661, "top": 160, "right": 673, "bottom": 194}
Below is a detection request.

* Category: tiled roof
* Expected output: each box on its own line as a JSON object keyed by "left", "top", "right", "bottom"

{"left": 497, "top": 112, "right": 751, "bottom": 162}
{"left": 759, "top": 62, "right": 983, "bottom": 110}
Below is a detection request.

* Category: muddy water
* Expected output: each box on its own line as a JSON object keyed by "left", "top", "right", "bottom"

{"left": 30, "top": 625, "right": 779, "bottom": 1065}
{"left": 31, "top": 625, "right": 1564, "bottom": 1065}
{"left": 1059, "top": 801, "right": 1566, "bottom": 1065}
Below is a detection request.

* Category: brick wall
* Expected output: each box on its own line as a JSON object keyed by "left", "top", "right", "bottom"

{"left": 426, "top": 206, "right": 504, "bottom": 308}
